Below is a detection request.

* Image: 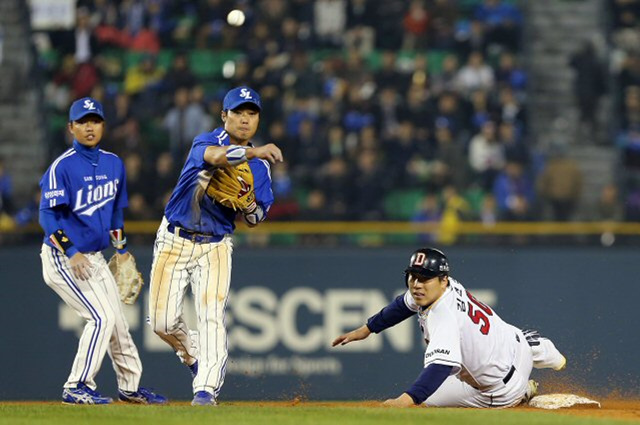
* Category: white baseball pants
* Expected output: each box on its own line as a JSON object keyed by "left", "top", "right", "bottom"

{"left": 149, "top": 217, "right": 233, "bottom": 398}
{"left": 425, "top": 327, "right": 534, "bottom": 408}
{"left": 40, "top": 244, "right": 142, "bottom": 391}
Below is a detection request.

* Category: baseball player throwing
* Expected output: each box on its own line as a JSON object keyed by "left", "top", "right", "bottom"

{"left": 38, "top": 97, "right": 166, "bottom": 404}
{"left": 333, "top": 248, "right": 566, "bottom": 408}
{"left": 148, "top": 86, "right": 283, "bottom": 406}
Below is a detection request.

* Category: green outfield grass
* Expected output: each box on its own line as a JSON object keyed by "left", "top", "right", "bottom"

{"left": 0, "top": 403, "right": 634, "bottom": 425}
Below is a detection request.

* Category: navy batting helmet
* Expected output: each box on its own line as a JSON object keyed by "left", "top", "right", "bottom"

{"left": 404, "top": 248, "right": 450, "bottom": 286}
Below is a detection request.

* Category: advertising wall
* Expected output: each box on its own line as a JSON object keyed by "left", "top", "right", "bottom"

{"left": 1, "top": 245, "right": 638, "bottom": 400}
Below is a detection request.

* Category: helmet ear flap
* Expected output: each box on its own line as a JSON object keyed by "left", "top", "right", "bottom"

{"left": 404, "top": 271, "right": 409, "bottom": 287}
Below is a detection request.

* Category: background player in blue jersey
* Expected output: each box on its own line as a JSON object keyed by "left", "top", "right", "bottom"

{"left": 148, "top": 86, "right": 283, "bottom": 406}
{"left": 39, "top": 97, "right": 167, "bottom": 405}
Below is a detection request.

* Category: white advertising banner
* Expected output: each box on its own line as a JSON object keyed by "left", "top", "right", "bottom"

{"left": 29, "top": 0, "right": 76, "bottom": 30}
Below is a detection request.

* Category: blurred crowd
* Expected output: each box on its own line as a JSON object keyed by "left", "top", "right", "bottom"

{"left": 610, "top": 0, "right": 640, "bottom": 221}
{"left": 1, "top": 0, "right": 631, "bottom": 241}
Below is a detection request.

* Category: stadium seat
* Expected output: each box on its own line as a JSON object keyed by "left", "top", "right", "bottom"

{"left": 189, "top": 50, "right": 241, "bottom": 80}
{"left": 426, "top": 50, "right": 451, "bottom": 75}
{"left": 383, "top": 189, "right": 426, "bottom": 220}
{"left": 124, "top": 49, "right": 174, "bottom": 71}
{"left": 100, "top": 48, "right": 125, "bottom": 79}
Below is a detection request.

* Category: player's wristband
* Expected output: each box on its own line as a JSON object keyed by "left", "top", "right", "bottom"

{"left": 110, "top": 228, "right": 128, "bottom": 253}
{"left": 49, "top": 229, "right": 76, "bottom": 256}
{"left": 243, "top": 203, "right": 265, "bottom": 226}
{"left": 226, "top": 146, "right": 248, "bottom": 166}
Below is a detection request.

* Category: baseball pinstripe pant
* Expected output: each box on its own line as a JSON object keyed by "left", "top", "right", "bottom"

{"left": 149, "top": 217, "right": 233, "bottom": 398}
{"left": 40, "top": 244, "right": 142, "bottom": 392}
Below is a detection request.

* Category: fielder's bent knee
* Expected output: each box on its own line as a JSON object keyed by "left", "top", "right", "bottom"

{"left": 150, "top": 317, "right": 178, "bottom": 337}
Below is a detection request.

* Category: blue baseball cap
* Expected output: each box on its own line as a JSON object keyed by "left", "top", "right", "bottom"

{"left": 222, "top": 86, "right": 261, "bottom": 111}
{"left": 69, "top": 97, "right": 105, "bottom": 122}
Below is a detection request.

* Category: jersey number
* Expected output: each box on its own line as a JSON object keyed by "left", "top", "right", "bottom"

{"left": 466, "top": 290, "right": 493, "bottom": 335}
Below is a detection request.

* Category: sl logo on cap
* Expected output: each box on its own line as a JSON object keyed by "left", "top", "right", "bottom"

{"left": 83, "top": 100, "right": 96, "bottom": 110}
{"left": 239, "top": 88, "right": 253, "bottom": 99}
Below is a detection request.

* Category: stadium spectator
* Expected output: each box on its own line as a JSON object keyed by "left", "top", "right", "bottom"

{"left": 49, "top": 53, "right": 100, "bottom": 100}
{"left": 129, "top": 17, "right": 161, "bottom": 54}
{"left": 161, "top": 52, "right": 197, "bottom": 101}
{"left": 268, "top": 161, "right": 300, "bottom": 220}
{"left": 412, "top": 193, "right": 442, "bottom": 244}
{"left": 150, "top": 152, "right": 178, "bottom": 216}
{"left": 594, "top": 183, "right": 624, "bottom": 221}
{"left": 427, "top": 0, "right": 458, "bottom": 49}
{"left": 624, "top": 181, "right": 640, "bottom": 221}
{"left": 402, "top": 0, "right": 429, "bottom": 50}
{"left": 432, "top": 91, "right": 466, "bottom": 138}
{"left": 408, "top": 54, "right": 431, "bottom": 93}
{"left": 468, "top": 120, "right": 505, "bottom": 190}
{"left": 479, "top": 192, "right": 498, "bottom": 226}
{"left": 497, "top": 86, "right": 526, "bottom": 128}
{"left": 373, "top": 0, "right": 406, "bottom": 49}
{"left": 454, "top": 19, "right": 487, "bottom": 57}
{"left": 438, "top": 185, "right": 471, "bottom": 244}
{"left": 313, "top": 0, "right": 347, "bottom": 48}
{"left": 430, "top": 123, "right": 469, "bottom": 191}
{"left": 123, "top": 53, "right": 164, "bottom": 96}
{"left": 351, "top": 149, "right": 387, "bottom": 220}
{"left": 469, "top": 89, "right": 494, "bottom": 130}
{"left": 122, "top": 152, "right": 148, "bottom": 204}
{"left": 0, "top": 157, "right": 14, "bottom": 217}
{"left": 569, "top": 40, "right": 607, "bottom": 138}
{"left": 493, "top": 160, "right": 535, "bottom": 221}
{"left": 121, "top": 0, "right": 146, "bottom": 37}
{"left": 345, "top": 0, "right": 376, "bottom": 54}
{"left": 298, "top": 189, "right": 331, "bottom": 221}
{"left": 384, "top": 120, "right": 419, "bottom": 187}
{"left": 375, "top": 87, "right": 402, "bottom": 139}
{"left": 473, "top": 0, "right": 523, "bottom": 51}
{"left": 495, "top": 51, "right": 527, "bottom": 93}
{"left": 162, "top": 86, "right": 209, "bottom": 159}
{"left": 13, "top": 186, "right": 41, "bottom": 227}
{"left": 376, "top": 51, "right": 409, "bottom": 92}
{"left": 455, "top": 51, "right": 495, "bottom": 96}
{"left": 431, "top": 54, "right": 460, "bottom": 95}
{"left": 317, "top": 157, "right": 352, "bottom": 220}
{"left": 536, "top": 145, "right": 584, "bottom": 221}
{"left": 620, "top": 86, "right": 640, "bottom": 130}
{"left": 499, "top": 121, "right": 529, "bottom": 165}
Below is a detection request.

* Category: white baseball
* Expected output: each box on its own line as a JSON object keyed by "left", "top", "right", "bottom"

{"left": 227, "top": 10, "right": 246, "bottom": 27}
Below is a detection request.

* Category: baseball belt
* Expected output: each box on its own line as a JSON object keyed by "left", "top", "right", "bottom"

{"left": 502, "top": 365, "right": 516, "bottom": 385}
{"left": 167, "top": 223, "right": 224, "bottom": 244}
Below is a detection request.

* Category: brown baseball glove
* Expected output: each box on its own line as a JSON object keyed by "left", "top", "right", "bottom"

{"left": 108, "top": 252, "right": 144, "bottom": 305}
{"left": 206, "top": 163, "right": 256, "bottom": 211}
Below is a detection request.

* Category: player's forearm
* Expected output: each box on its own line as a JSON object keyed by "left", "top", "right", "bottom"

{"left": 405, "top": 364, "right": 452, "bottom": 405}
{"left": 203, "top": 146, "right": 228, "bottom": 166}
{"left": 40, "top": 207, "right": 79, "bottom": 257}
{"left": 204, "top": 145, "right": 249, "bottom": 166}
{"left": 366, "top": 294, "right": 416, "bottom": 333}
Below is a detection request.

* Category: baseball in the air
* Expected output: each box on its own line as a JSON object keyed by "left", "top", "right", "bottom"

{"left": 227, "top": 10, "right": 246, "bottom": 27}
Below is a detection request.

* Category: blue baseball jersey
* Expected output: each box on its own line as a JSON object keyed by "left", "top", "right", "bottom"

{"left": 39, "top": 140, "right": 128, "bottom": 252}
{"left": 164, "top": 127, "right": 274, "bottom": 234}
